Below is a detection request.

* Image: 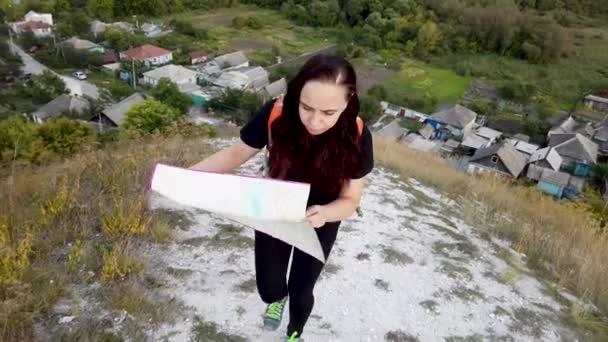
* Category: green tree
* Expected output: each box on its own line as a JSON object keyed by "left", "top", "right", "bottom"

{"left": 104, "top": 27, "right": 136, "bottom": 51}
{"left": 124, "top": 99, "right": 183, "bottom": 134}
{"left": 35, "top": 71, "right": 68, "bottom": 97}
{"left": 416, "top": 21, "right": 441, "bottom": 54}
{"left": 19, "top": 31, "right": 39, "bottom": 49}
{"left": 16, "top": 71, "right": 68, "bottom": 105}
{"left": 87, "top": 0, "right": 114, "bottom": 20}
{"left": 359, "top": 95, "right": 382, "bottom": 123}
{"left": 309, "top": 0, "right": 340, "bottom": 27}
{"left": 208, "top": 89, "right": 263, "bottom": 125}
{"left": 150, "top": 78, "right": 192, "bottom": 113}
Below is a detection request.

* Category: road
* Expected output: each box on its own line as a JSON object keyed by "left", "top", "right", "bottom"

{"left": 9, "top": 41, "right": 100, "bottom": 99}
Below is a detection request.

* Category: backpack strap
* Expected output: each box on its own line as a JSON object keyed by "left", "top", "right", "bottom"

{"left": 267, "top": 97, "right": 284, "bottom": 148}
{"left": 355, "top": 117, "right": 364, "bottom": 144}
{"left": 266, "top": 97, "right": 365, "bottom": 147}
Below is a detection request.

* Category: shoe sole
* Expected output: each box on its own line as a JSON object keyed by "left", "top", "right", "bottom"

{"left": 263, "top": 317, "right": 281, "bottom": 331}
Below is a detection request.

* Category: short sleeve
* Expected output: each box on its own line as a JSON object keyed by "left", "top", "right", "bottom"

{"left": 239, "top": 100, "right": 275, "bottom": 149}
{"left": 353, "top": 125, "right": 374, "bottom": 179}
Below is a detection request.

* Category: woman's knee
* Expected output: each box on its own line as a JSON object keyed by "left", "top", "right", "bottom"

{"left": 256, "top": 273, "right": 288, "bottom": 303}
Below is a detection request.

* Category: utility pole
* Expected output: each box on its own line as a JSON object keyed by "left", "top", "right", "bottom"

{"left": 131, "top": 58, "right": 136, "bottom": 89}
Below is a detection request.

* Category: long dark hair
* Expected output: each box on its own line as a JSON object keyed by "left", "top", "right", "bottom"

{"left": 268, "top": 54, "right": 362, "bottom": 195}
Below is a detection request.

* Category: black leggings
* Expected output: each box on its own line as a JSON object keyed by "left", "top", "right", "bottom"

{"left": 255, "top": 221, "right": 340, "bottom": 336}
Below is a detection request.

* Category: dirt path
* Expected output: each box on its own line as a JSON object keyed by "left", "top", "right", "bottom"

{"left": 147, "top": 139, "right": 585, "bottom": 342}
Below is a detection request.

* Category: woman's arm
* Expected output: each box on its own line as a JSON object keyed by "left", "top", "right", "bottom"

{"left": 305, "top": 178, "right": 366, "bottom": 227}
{"left": 189, "top": 141, "right": 261, "bottom": 173}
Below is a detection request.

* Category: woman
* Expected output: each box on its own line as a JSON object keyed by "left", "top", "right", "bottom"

{"left": 190, "top": 54, "right": 374, "bottom": 341}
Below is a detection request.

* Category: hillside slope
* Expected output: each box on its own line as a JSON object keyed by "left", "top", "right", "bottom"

{"left": 146, "top": 139, "right": 586, "bottom": 341}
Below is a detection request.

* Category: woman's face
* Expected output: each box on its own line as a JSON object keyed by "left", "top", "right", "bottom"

{"left": 299, "top": 80, "right": 349, "bottom": 136}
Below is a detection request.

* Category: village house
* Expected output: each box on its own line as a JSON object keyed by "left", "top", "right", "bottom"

{"left": 233, "top": 66, "right": 269, "bottom": 92}
{"left": 528, "top": 147, "right": 563, "bottom": 172}
{"left": 506, "top": 139, "right": 539, "bottom": 157}
{"left": 213, "top": 51, "right": 249, "bottom": 71}
{"left": 141, "top": 23, "right": 162, "bottom": 38}
{"left": 63, "top": 37, "right": 105, "bottom": 53}
{"left": 467, "top": 142, "right": 527, "bottom": 178}
{"left": 425, "top": 104, "right": 478, "bottom": 141}
{"left": 548, "top": 115, "right": 595, "bottom": 138}
{"left": 120, "top": 44, "right": 173, "bottom": 67}
{"left": 31, "top": 94, "right": 90, "bottom": 123}
{"left": 261, "top": 78, "right": 287, "bottom": 101}
{"left": 189, "top": 49, "right": 209, "bottom": 65}
{"left": 584, "top": 94, "right": 608, "bottom": 112}
{"left": 530, "top": 167, "right": 585, "bottom": 199}
{"left": 380, "top": 101, "right": 427, "bottom": 121}
{"left": 91, "top": 20, "right": 136, "bottom": 37}
{"left": 110, "top": 21, "right": 135, "bottom": 33}
{"left": 142, "top": 64, "right": 199, "bottom": 87}
{"left": 593, "top": 117, "right": 608, "bottom": 158}
{"left": 212, "top": 71, "right": 250, "bottom": 90}
{"left": 102, "top": 50, "right": 119, "bottom": 65}
{"left": 90, "top": 20, "right": 106, "bottom": 37}
{"left": 11, "top": 10, "right": 54, "bottom": 37}
{"left": 461, "top": 126, "right": 503, "bottom": 153}
{"left": 377, "top": 120, "right": 409, "bottom": 141}
{"left": 548, "top": 133, "right": 598, "bottom": 177}
{"left": 401, "top": 133, "right": 442, "bottom": 153}
{"left": 24, "top": 10, "right": 53, "bottom": 25}
{"left": 13, "top": 20, "right": 53, "bottom": 37}
{"left": 90, "top": 93, "right": 145, "bottom": 127}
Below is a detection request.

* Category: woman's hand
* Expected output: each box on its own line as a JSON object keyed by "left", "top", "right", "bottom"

{"left": 305, "top": 205, "right": 327, "bottom": 228}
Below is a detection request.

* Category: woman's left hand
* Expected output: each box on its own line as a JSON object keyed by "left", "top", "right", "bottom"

{"left": 305, "top": 205, "right": 327, "bottom": 228}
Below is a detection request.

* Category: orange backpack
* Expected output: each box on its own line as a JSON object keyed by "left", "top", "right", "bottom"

{"left": 266, "top": 97, "right": 364, "bottom": 148}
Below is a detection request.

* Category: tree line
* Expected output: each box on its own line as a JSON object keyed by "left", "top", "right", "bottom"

{"left": 4, "top": 0, "right": 604, "bottom": 65}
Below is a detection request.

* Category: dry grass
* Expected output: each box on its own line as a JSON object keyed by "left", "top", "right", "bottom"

{"left": 374, "top": 137, "right": 608, "bottom": 327}
{"left": 0, "top": 131, "right": 216, "bottom": 341}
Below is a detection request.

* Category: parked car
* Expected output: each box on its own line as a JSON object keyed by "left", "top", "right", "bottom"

{"left": 73, "top": 71, "right": 87, "bottom": 80}
{"left": 17, "top": 72, "right": 32, "bottom": 80}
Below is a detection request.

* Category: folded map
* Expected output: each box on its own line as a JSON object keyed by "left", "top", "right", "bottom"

{"left": 148, "top": 163, "right": 325, "bottom": 262}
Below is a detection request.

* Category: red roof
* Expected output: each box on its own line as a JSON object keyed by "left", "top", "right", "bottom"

{"left": 189, "top": 49, "right": 208, "bottom": 59}
{"left": 19, "top": 21, "right": 52, "bottom": 30}
{"left": 102, "top": 50, "right": 118, "bottom": 64}
{"left": 121, "top": 44, "right": 171, "bottom": 61}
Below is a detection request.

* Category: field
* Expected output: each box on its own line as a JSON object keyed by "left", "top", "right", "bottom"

{"left": 430, "top": 19, "right": 608, "bottom": 114}
{"left": 382, "top": 59, "right": 471, "bottom": 113}
{"left": 165, "top": 5, "right": 334, "bottom": 65}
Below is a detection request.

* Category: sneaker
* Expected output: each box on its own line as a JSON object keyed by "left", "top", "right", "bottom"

{"left": 263, "top": 297, "right": 287, "bottom": 330}
{"left": 285, "top": 331, "right": 304, "bottom": 342}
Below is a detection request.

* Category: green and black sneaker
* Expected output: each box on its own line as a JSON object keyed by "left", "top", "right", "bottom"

{"left": 285, "top": 331, "right": 304, "bottom": 342}
{"left": 263, "top": 297, "right": 287, "bottom": 330}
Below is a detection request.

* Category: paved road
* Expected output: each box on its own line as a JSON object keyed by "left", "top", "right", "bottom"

{"left": 9, "top": 41, "right": 100, "bottom": 99}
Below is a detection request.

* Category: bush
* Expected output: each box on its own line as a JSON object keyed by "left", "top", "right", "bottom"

{"left": 208, "top": 89, "right": 263, "bottom": 125}
{"left": 359, "top": 95, "right": 382, "bottom": 123}
{"left": 36, "top": 118, "right": 97, "bottom": 157}
{"left": 150, "top": 78, "right": 192, "bottom": 113}
{"left": 171, "top": 19, "right": 208, "bottom": 39}
{"left": 232, "top": 16, "right": 263, "bottom": 29}
{"left": 124, "top": 99, "right": 184, "bottom": 134}
{"left": 107, "top": 80, "right": 135, "bottom": 102}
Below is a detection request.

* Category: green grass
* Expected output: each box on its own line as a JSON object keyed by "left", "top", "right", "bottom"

{"left": 164, "top": 5, "right": 332, "bottom": 58}
{"left": 430, "top": 23, "right": 608, "bottom": 113}
{"left": 382, "top": 58, "right": 471, "bottom": 112}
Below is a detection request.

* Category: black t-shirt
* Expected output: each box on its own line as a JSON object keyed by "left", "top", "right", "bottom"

{"left": 240, "top": 100, "right": 374, "bottom": 206}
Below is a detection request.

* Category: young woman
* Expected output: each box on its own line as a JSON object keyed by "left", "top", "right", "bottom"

{"left": 190, "top": 54, "right": 374, "bottom": 341}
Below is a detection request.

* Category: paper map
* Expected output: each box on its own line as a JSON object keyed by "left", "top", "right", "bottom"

{"left": 148, "top": 163, "right": 325, "bottom": 262}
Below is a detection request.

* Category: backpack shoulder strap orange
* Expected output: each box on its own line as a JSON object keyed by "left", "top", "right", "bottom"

{"left": 267, "top": 97, "right": 364, "bottom": 148}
